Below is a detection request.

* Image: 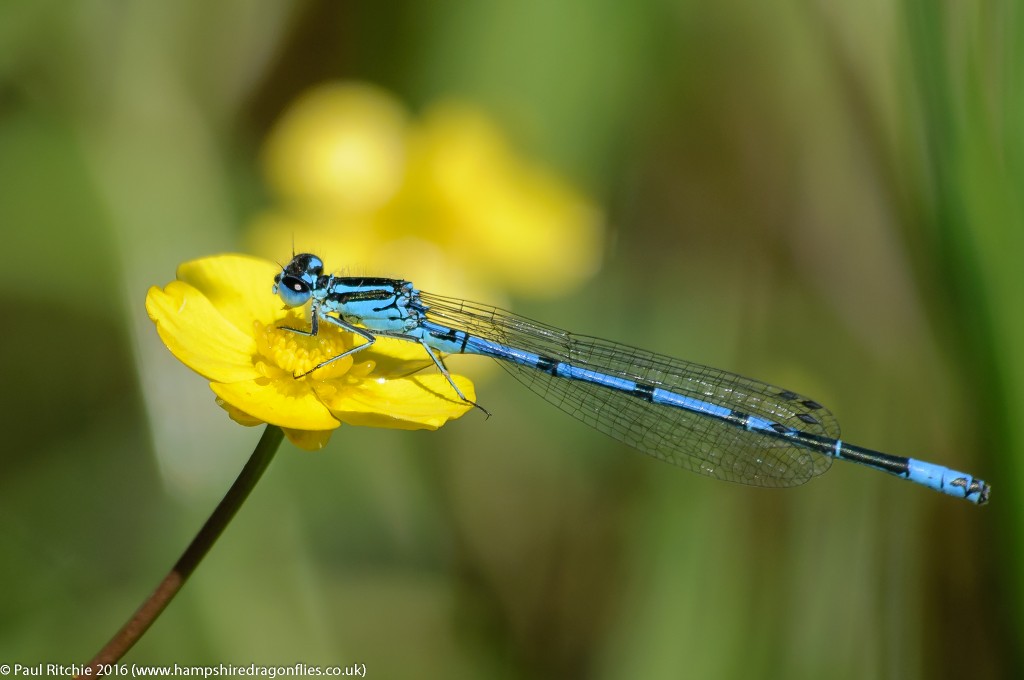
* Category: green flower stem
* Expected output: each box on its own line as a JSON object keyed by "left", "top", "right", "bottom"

{"left": 78, "top": 425, "right": 285, "bottom": 675}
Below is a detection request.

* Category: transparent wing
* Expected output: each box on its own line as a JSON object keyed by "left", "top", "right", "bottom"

{"left": 420, "top": 293, "right": 838, "bottom": 487}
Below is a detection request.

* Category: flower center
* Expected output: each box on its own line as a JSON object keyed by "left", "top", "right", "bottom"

{"left": 255, "top": 316, "right": 363, "bottom": 381}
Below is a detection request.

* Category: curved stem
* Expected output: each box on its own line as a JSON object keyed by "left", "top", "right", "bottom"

{"left": 78, "top": 425, "right": 285, "bottom": 676}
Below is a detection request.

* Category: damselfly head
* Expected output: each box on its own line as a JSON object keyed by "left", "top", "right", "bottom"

{"left": 287, "top": 253, "right": 324, "bottom": 279}
{"left": 273, "top": 253, "right": 324, "bottom": 307}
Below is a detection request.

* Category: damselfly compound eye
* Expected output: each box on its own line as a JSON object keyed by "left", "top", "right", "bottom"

{"left": 277, "top": 276, "right": 311, "bottom": 307}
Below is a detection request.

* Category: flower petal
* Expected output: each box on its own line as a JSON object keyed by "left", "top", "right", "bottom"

{"left": 211, "top": 379, "right": 340, "bottom": 431}
{"left": 317, "top": 374, "right": 476, "bottom": 430}
{"left": 357, "top": 336, "right": 436, "bottom": 375}
{"left": 146, "top": 282, "right": 261, "bottom": 383}
{"left": 282, "top": 428, "right": 334, "bottom": 450}
{"left": 262, "top": 82, "right": 408, "bottom": 213}
{"left": 217, "top": 398, "right": 265, "bottom": 426}
{"left": 176, "top": 254, "right": 285, "bottom": 332}
{"left": 421, "top": 104, "right": 603, "bottom": 296}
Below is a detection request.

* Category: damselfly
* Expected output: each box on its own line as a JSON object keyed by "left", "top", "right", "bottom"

{"left": 273, "top": 253, "right": 990, "bottom": 505}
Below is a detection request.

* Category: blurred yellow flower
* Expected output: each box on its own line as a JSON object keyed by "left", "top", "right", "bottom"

{"left": 248, "top": 81, "right": 603, "bottom": 299}
{"left": 261, "top": 82, "right": 407, "bottom": 216}
{"left": 146, "top": 254, "right": 476, "bottom": 450}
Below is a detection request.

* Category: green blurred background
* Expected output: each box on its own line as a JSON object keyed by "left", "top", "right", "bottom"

{"left": 1, "top": 1, "right": 1021, "bottom": 677}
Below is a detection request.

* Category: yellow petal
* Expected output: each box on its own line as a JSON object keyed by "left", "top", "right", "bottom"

{"left": 211, "top": 379, "right": 340, "bottom": 431}
{"left": 282, "top": 428, "right": 334, "bottom": 450}
{"left": 317, "top": 374, "right": 476, "bottom": 430}
{"left": 146, "top": 282, "right": 261, "bottom": 383}
{"left": 406, "top": 101, "right": 603, "bottom": 297}
{"left": 217, "top": 398, "right": 265, "bottom": 426}
{"left": 465, "top": 170, "right": 603, "bottom": 295}
{"left": 262, "top": 82, "right": 408, "bottom": 214}
{"left": 359, "top": 336, "right": 436, "bottom": 375}
{"left": 176, "top": 254, "right": 285, "bottom": 332}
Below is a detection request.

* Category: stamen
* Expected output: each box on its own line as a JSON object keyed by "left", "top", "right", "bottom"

{"left": 254, "top": 319, "right": 356, "bottom": 380}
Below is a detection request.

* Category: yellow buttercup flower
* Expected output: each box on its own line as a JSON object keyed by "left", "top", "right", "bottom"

{"left": 146, "top": 254, "right": 476, "bottom": 450}
{"left": 248, "top": 81, "right": 603, "bottom": 300}
{"left": 261, "top": 82, "right": 407, "bottom": 216}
